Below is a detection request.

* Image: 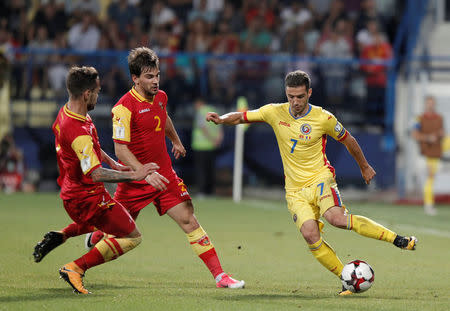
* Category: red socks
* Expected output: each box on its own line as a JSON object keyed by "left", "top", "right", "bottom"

{"left": 199, "top": 248, "right": 224, "bottom": 278}
{"left": 74, "top": 247, "right": 105, "bottom": 271}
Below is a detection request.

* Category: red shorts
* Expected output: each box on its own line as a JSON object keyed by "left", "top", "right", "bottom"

{"left": 63, "top": 191, "right": 136, "bottom": 237}
{"left": 114, "top": 175, "right": 191, "bottom": 217}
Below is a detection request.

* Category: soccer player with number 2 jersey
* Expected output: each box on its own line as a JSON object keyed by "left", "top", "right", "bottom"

{"left": 206, "top": 70, "right": 417, "bottom": 295}
{"left": 86, "top": 47, "right": 244, "bottom": 289}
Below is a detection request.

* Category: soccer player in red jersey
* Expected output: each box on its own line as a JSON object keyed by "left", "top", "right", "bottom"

{"left": 86, "top": 47, "right": 244, "bottom": 288}
{"left": 32, "top": 66, "right": 158, "bottom": 294}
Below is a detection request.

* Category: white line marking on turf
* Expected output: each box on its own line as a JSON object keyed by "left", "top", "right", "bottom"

{"left": 241, "top": 201, "right": 450, "bottom": 239}
{"left": 242, "top": 200, "right": 284, "bottom": 210}
{"left": 394, "top": 224, "right": 450, "bottom": 239}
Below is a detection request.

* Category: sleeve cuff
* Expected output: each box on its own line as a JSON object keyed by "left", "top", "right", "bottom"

{"left": 243, "top": 111, "right": 249, "bottom": 123}
{"left": 113, "top": 139, "right": 131, "bottom": 145}
{"left": 338, "top": 131, "right": 349, "bottom": 142}
{"left": 85, "top": 163, "right": 101, "bottom": 176}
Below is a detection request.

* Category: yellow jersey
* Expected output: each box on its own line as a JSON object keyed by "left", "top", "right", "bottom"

{"left": 244, "top": 103, "right": 348, "bottom": 191}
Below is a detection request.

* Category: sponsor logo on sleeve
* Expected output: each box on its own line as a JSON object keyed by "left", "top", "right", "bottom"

{"left": 334, "top": 122, "right": 342, "bottom": 133}
{"left": 115, "top": 127, "right": 125, "bottom": 139}
{"left": 335, "top": 122, "right": 346, "bottom": 138}
{"left": 114, "top": 117, "right": 125, "bottom": 139}
{"left": 79, "top": 146, "right": 92, "bottom": 173}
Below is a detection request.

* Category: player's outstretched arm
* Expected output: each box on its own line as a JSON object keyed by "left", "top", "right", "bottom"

{"left": 206, "top": 111, "right": 245, "bottom": 125}
{"left": 341, "top": 132, "right": 376, "bottom": 184}
{"left": 91, "top": 162, "right": 159, "bottom": 183}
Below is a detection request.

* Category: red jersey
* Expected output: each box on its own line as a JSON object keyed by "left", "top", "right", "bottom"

{"left": 360, "top": 41, "right": 392, "bottom": 87}
{"left": 112, "top": 87, "right": 175, "bottom": 184}
{"left": 53, "top": 105, "right": 104, "bottom": 200}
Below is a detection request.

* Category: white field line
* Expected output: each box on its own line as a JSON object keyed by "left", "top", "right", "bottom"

{"left": 241, "top": 199, "right": 284, "bottom": 210}
{"left": 393, "top": 223, "right": 450, "bottom": 239}
{"left": 241, "top": 200, "right": 450, "bottom": 239}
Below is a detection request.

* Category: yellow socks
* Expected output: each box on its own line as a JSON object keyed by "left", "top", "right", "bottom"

{"left": 347, "top": 214, "right": 396, "bottom": 243}
{"left": 308, "top": 237, "right": 344, "bottom": 277}
{"left": 186, "top": 226, "right": 214, "bottom": 255}
{"left": 95, "top": 236, "right": 142, "bottom": 262}
{"left": 74, "top": 235, "right": 142, "bottom": 271}
{"left": 187, "top": 226, "right": 223, "bottom": 277}
{"left": 424, "top": 177, "right": 434, "bottom": 206}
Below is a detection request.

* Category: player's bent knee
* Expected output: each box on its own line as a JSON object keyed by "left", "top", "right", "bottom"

{"left": 327, "top": 216, "right": 347, "bottom": 228}
{"left": 119, "top": 235, "right": 142, "bottom": 253}
{"left": 127, "top": 227, "right": 141, "bottom": 238}
{"left": 300, "top": 221, "right": 321, "bottom": 244}
{"left": 302, "top": 234, "right": 321, "bottom": 245}
{"left": 121, "top": 235, "right": 142, "bottom": 253}
{"left": 183, "top": 220, "right": 200, "bottom": 233}
{"left": 129, "top": 235, "right": 142, "bottom": 248}
{"left": 323, "top": 207, "right": 347, "bottom": 228}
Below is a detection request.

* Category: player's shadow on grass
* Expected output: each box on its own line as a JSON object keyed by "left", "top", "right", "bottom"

{"left": 215, "top": 293, "right": 323, "bottom": 301}
{"left": 215, "top": 293, "right": 407, "bottom": 301}
{"left": 146, "top": 280, "right": 212, "bottom": 289}
{"left": 87, "top": 283, "right": 141, "bottom": 291}
{"left": 0, "top": 284, "right": 141, "bottom": 303}
{"left": 0, "top": 288, "right": 82, "bottom": 303}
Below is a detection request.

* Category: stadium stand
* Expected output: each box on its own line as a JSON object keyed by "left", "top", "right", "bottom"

{"left": 0, "top": 0, "right": 408, "bottom": 192}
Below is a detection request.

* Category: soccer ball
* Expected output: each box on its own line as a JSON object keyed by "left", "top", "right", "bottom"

{"left": 340, "top": 260, "right": 374, "bottom": 293}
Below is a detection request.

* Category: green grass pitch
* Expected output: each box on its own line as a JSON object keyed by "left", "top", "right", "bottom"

{"left": 0, "top": 193, "right": 449, "bottom": 310}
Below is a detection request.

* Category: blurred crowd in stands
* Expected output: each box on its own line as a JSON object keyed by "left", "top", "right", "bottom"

{"left": 0, "top": 0, "right": 400, "bottom": 115}
{"left": 0, "top": 0, "right": 402, "bottom": 192}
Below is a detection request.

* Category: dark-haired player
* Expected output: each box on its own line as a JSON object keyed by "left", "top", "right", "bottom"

{"left": 206, "top": 70, "right": 417, "bottom": 295}
{"left": 87, "top": 47, "right": 244, "bottom": 288}
{"left": 33, "top": 66, "right": 158, "bottom": 294}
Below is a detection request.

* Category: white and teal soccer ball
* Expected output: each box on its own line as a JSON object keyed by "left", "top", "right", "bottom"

{"left": 340, "top": 260, "right": 374, "bottom": 293}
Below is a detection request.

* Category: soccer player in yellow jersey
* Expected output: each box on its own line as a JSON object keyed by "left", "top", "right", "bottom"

{"left": 411, "top": 95, "right": 448, "bottom": 215}
{"left": 206, "top": 70, "right": 417, "bottom": 295}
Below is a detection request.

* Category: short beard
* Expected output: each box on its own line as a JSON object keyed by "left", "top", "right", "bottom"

{"left": 145, "top": 87, "right": 158, "bottom": 97}
{"left": 87, "top": 102, "right": 95, "bottom": 111}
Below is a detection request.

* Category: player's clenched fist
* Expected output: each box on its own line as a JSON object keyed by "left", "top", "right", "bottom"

{"left": 206, "top": 112, "right": 222, "bottom": 124}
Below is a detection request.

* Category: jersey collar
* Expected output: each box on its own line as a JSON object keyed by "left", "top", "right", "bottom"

{"left": 63, "top": 104, "right": 87, "bottom": 122}
{"left": 130, "top": 86, "right": 154, "bottom": 104}
{"left": 289, "top": 103, "right": 311, "bottom": 120}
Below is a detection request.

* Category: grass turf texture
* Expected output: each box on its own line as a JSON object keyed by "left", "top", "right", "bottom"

{"left": 1, "top": 193, "right": 449, "bottom": 311}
